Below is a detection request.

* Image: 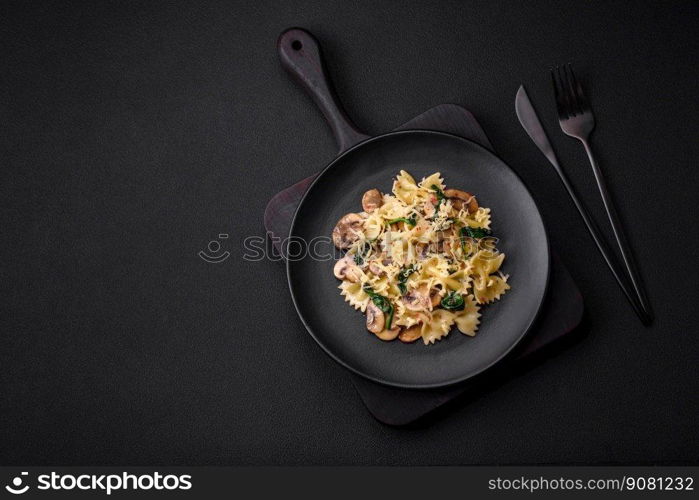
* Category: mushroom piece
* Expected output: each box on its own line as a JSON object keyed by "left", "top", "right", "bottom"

{"left": 442, "top": 239, "right": 452, "bottom": 255}
{"left": 374, "top": 326, "right": 401, "bottom": 341}
{"left": 333, "top": 255, "right": 362, "bottom": 282}
{"left": 402, "top": 284, "right": 432, "bottom": 311}
{"left": 367, "top": 260, "right": 384, "bottom": 276}
{"left": 398, "top": 325, "right": 422, "bottom": 343}
{"left": 415, "top": 242, "right": 430, "bottom": 260}
{"left": 367, "top": 252, "right": 392, "bottom": 276}
{"left": 429, "top": 286, "right": 442, "bottom": 308}
{"left": 389, "top": 220, "right": 406, "bottom": 231}
{"left": 332, "top": 213, "right": 364, "bottom": 249}
{"left": 361, "top": 189, "right": 383, "bottom": 213}
{"left": 430, "top": 234, "right": 448, "bottom": 254}
{"left": 367, "top": 301, "right": 399, "bottom": 340}
{"left": 366, "top": 302, "right": 385, "bottom": 334}
{"left": 423, "top": 199, "right": 436, "bottom": 218}
{"left": 444, "top": 188, "right": 478, "bottom": 214}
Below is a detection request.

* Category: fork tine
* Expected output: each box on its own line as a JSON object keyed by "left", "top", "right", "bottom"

{"left": 565, "top": 63, "right": 581, "bottom": 115}
{"left": 561, "top": 64, "right": 578, "bottom": 116}
{"left": 568, "top": 63, "right": 589, "bottom": 112}
{"left": 556, "top": 65, "right": 572, "bottom": 118}
{"left": 550, "top": 67, "right": 567, "bottom": 119}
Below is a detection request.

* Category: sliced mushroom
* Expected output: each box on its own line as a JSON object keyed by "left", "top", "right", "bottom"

{"left": 402, "top": 284, "right": 431, "bottom": 311}
{"left": 332, "top": 213, "right": 364, "bottom": 249}
{"left": 423, "top": 199, "right": 436, "bottom": 219}
{"left": 333, "top": 255, "right": 362, "bottom": 282}
{"left": 430, "top": 234, "right": 447, "bottom": 254}
{"left": 390, "top": 220, "right": 406, "bottom": 231}
{"left": 429, "top": 286, "right": 442, "bottom": 308}
{"left": 442, "top": 239, "right": 452, "bottom": 255}
{"left": 367, "top": 252, "right": 391, "bottom": 276}
{"left": 367, "top": 260, "right": 384, "bottom": 276}
{"left": 444, "top": 188, "right": 478, "bottom": 214}
{"left": 399, "top": 325, "right": 422, "bottom": 343}
{"left": 374, "top": 326, "right": 401, "bottom": 341}
{"left": 366, "top": 302, "right": 385, "bottom": 334}
{"left": 415, "top": 242, "right": 430, "bottom": 259}
{"left": 361, "top": 189, "right": 383, "bottom": 213}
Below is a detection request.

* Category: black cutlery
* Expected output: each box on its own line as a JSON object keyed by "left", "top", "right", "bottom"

{"left": 515, "top": 86, "right": 651, "bottom": 325}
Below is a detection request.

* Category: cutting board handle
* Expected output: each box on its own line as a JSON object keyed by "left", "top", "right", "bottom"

{"left": 278, "top": 28, "right": 370, "bottom": 154}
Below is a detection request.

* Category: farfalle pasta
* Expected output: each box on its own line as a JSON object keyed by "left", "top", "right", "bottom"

{"left": 332, "top": 170, "right": 510, "bottom": 345}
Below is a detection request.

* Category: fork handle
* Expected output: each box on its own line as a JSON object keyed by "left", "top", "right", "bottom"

{"left": 549, "top": 159, "right": 651, "bottom": 324}
{"left": 581, "top": 139, "right": 652, "bottom": 319}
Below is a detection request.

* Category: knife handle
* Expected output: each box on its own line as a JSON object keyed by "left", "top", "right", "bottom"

{"left": 549, "top": 160, "right": 651, "bottom": 324}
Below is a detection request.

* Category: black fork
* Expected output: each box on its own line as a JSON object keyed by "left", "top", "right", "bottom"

{"left": 551, "top": 64, "right": 651, "bottom": 321}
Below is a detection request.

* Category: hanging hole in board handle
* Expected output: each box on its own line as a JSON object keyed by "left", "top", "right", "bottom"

{"left": 277, "top": 28, "right": 370, "bottom": 153}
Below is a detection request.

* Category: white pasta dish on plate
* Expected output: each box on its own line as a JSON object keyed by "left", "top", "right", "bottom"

{"left": 331, "top": 170, "right": 510, "bottom": 345}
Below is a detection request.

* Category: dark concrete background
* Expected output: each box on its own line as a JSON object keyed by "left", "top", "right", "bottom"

{"left": 1, "top": 0, "right": 697, "bottom": 464}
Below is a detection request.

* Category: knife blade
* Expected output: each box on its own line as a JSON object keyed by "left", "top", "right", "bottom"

{"left": 514, "top": 85, "right": 651, "bottom": 324}
{"left": 515, "top": 86, "right": 561, "bottom": 169}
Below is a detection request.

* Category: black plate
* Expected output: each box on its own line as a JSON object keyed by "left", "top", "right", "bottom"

{"left": 287, "top": 130, "right": 550, "bottom": 389}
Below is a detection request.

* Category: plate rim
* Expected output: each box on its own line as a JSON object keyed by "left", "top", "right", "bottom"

{"left": 286, "top": 129, "right": 551, "bottom": 389}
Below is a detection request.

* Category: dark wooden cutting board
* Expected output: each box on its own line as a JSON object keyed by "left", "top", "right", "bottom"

{"left": 265, "top": 103, "right": 585, "bottom": 425}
